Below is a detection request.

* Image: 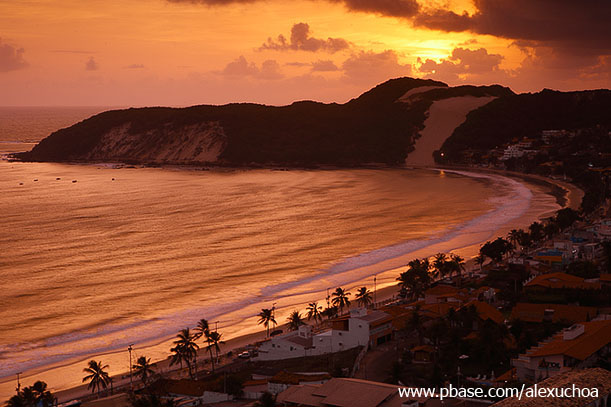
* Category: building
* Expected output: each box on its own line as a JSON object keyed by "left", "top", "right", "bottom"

{"left": 255, "top": 309, "right": 391, "bottom": 361}
{"left": 501, "top": 145, "right": 526, "bottom": 161}
{"left": 268, "top": 371, "right": 331, "bottom": 395}
{"left": 277, "top": 377, "right": 493, "bottom": 407}
{"left": 462, "top": 300, "right": 505, "bottom": 326}
{"left": 277, "top": 378, "right": 424, "bottom": 407}
{"left": 512, "top": 320, "right": 611, "bottom": 382}
{"left": 492, "top": 368, "right": 611, "bottom": 406}
{"left": 524, "top": 272, "right": 601, "bottom": 291}
{"left": 510, "top": 303, "right": 597, "bottom": 324}
{"left": 534, "top": 250, "right": 566, "bottom": 267}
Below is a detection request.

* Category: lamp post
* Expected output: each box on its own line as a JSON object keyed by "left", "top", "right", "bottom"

{"left": 373, "top": 275, "right": 377, "bottom": 307}
{"left": 128, "top": 344, "right": 134, "bottom": 392}
{"left": 15, "top": 372, "right": 22, "bottom": 394}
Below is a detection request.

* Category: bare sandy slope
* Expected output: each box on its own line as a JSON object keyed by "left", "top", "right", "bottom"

{"left": 405, "top": 96, "right": 496, "bottom": 166}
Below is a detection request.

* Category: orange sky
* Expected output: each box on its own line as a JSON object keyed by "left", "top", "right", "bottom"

{"left": 0, "top": 0, "right": 609, "bottom": 106}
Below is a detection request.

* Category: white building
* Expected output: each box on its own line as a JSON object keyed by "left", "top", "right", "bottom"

{"left": 255, "top": 309, "right": 392, "bottom": 361}
{"left": 500, "top": 145, "right": 525, "bottom": 160}
{"left": 512, "top": 320, "right": 611, "bottom": 382}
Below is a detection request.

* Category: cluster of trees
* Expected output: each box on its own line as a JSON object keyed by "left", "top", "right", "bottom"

{"left": 258, "top": 286, "right": 375, "bottom": 336}
{"left": 75, "top": 316, "right": 224, "bottom": 401}
{"left": 169, "top": 319, "right": 224, "bottom": 377}
{"left": 478, "top": 208, "right": 581, "bottom": 264}
{"left": 396, "top": 253, "right": 466, "bottom": 300}
{"left": 7, "top": 381, "right": 56, "bottom": 407}
{"left": 394, "top": 305, "right": 511, "bottom": 387}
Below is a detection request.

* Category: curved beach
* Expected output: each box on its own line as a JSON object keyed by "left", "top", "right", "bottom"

{"left": 0, "top": 163, "right": 580, "bottom": 403}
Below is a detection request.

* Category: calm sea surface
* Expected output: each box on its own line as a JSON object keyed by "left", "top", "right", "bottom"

{"left": 0, "top": 108, "right": 559, "bottom": 397}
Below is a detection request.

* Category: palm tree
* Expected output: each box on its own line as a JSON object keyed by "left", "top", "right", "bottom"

{"left": 396, "top": 258, "right": 431, "bottom": 300}
{"left": 508, "top": 229, "right": 521, "bottom": 251}
{"left": 322, "top": 306, "right": 338, "bottom": 320}
{"left": 450, "top": 254, "right": 466, "bottom": 286}
{"left": 287, "top": 310, "right": 305, "bottom": 330}
{"left": 8, "top": 381, "right": 56, "bottom": 407}
{"left": 331, "top": 287, "right": 351, "bottom": 315}
{"left": 133, "top": 356, "right": 155, "bottom": 387}
{"left": 170, "top": 328, "right": 199, "bottom": 378}
{"left": 204, "top": 329, "right": 224, "bottom": 372}
{"left": 355, "top": 287, "right": 373, "bottom": 308}
{"left": 474, "top": 253, "right": 485, "bottom": 272}
{"left": 306, "top": 302, "right": 323, "bottom": 326}
{"left": 432, "top": 253, "right": 450, "bottom": 279}
{"left": 194, "top": 318, "right": 209, "bottom": 340}
{"left": 82, "top": 360, "right": 111, "bottom": 398}
{"left": 258, "top": 308, "right": 276, "bottom": 338}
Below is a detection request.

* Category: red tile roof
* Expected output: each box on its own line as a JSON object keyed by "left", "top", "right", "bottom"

{"left": 526, "top": 272, "right": 601, "bottom": 290}
{"left": 527, "top": 320, "right": 611, "bottom": 361}
{"left": 463, "top": 300, "right": 504, "bottom": 325}
{"left": 493, "top": 368, "right": 611, "bottom": 406}
{"left": 510, "top": 303, "right": 597, "bottom": 324}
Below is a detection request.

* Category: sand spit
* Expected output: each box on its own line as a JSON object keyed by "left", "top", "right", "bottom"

{"left": 405, "top": 96, "right": 496, "bottom": 166}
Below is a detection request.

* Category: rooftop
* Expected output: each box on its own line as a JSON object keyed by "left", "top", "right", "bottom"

{"left": 463, "top": 300, "right": 504, "bottom": 325}
{"left": 525, "top": 272, "right": 601, "bottom": 290}
{"left": 492, "top": 368, "right": 611, "bottom": 406}
{"left": 277, "top": 377, "right": 427, "bottom": 407}
{"left": 270, "top": 371, "right": 331, "bottom": 385}
{"left": 525, "top": 320, "right": 611, "bottom": 361}
{"left": 510, "top": 303, "right": 597, "bottom": 324}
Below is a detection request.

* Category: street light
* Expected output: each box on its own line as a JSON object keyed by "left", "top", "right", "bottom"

{"left": 373, "top": 275, "right": 377, "bottom": 307}
{"left": 15, "top": 372, "right": 22, "bottom": 394}
{"left": 128, "top": 344, "right": 134, "bottom": 392}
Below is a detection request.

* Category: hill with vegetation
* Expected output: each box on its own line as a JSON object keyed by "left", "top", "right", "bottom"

{"left": 14, "top": 78, "right": 512, "bottom": 167}
{"left": 436, "top": 88, "right": 611, "bottom": 212}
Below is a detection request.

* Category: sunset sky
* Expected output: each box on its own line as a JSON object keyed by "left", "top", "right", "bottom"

{"left": 1, "top": 0, "right": 609, "bottom": 106}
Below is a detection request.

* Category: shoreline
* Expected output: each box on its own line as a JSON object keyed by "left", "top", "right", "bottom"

{"left": 0, "top": 165, "right": 581, "bottom": 403}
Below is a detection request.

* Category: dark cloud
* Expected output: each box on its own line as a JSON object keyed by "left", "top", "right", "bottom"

{"left": 221, "top": 55, "right": 283, "bottom": 79}
{"left": 85, "top": 57, "right": 99, "bottom": 71}
{"left": 415, "top": 0, "right": 611, "bottom": 54}
{"left": 417, "top": 47, "right": 503, "bottom": 83}
{"left": 261, "top": 23, "right": 349, "bottom": 53}
{"left": 331, "top": 0, "right": 419, "bottom": 17}
{"left": 167, "top": 0, "right": 419, "bottom": 17}
{"left": 0, "top": 38, "right": 28, "bottom": 72}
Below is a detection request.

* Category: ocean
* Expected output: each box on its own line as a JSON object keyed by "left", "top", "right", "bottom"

{"left": 0, "top": 107, "right": 560, "bottom": 399}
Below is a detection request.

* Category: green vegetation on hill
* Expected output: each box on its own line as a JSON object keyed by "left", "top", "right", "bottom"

{"left": 437, "top": 88, "right": 611, "bottom": 212}
{"left": 440, "top": 89, "right": 611, "bottom": 154}
{"left": 15, "top": 77, "right": 511, "bottom": 167}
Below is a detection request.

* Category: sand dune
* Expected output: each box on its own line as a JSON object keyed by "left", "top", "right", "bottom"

{"left": 405, "top": 96, "right": 496, "bottom": 166}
